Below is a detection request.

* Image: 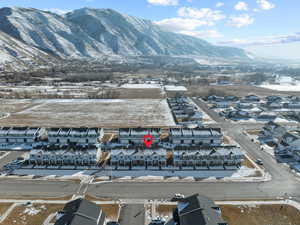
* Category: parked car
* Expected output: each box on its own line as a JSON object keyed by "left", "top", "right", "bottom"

{"left": 171, "top": 193, "right": 185, "bottom": 201}
{"left": 255, "top": 159, "right": 264, "bottom": 165}
{"left": 149, "top": 218, "right": 166, "bottom": 225}
{"left": 107, "top": 222, "right": 120, "bottom": 225}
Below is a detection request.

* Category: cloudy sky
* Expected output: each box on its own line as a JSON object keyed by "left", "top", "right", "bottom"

{"left": 0, "top": 0, "right": 299, "bottom": 60}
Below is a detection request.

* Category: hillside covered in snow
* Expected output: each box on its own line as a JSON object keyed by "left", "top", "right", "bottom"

{"left": 0, "top": 6, "right": 250, "bottom": 64}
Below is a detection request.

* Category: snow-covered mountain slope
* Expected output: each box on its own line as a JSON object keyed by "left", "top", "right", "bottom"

{"left": 0, "top": 7, "right": 250, "bottom": 61}
{"left": 0, "top": 31, "right": 55, "bottom": 71}
{"left": 0, "top": 7, "right": 113, "bottom": 58}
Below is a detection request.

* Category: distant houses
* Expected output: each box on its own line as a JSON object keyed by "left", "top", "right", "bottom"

{"left": 168, "top": 97, "right": 203, "bottom": 125}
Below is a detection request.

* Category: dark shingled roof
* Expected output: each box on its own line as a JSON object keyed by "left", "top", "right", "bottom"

{"left": 55, "top": 198, "right": 105, "bottom": 225}
{"left": 176, "top": 194, "right": 228, "bottom": 225}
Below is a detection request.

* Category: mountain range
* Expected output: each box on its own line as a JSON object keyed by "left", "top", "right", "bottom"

{"left": 0, "top": 7, "right": 251, "bottom": 70}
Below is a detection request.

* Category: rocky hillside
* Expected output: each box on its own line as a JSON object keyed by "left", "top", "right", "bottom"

{"left": 0, "top": 7, "right": 250, "bottom": 62}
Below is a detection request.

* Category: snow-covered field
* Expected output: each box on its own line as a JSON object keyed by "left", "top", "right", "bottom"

{"left": 260, "top": 84, "right": 300, "bottom": 92}
{"left": 121, "top": 83, "right": 162, "bottom": 89}
{"left": 0, "top": 99, "right": 176, "bottom": 128}
{"left": 164, "top": 85, "right": 187, "bottom": 91}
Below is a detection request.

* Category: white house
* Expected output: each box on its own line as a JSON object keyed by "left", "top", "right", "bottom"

{"left": 0, "top": 127, "right": 41, "bottom": 145}
{"left": 173, "top": 147, "right": 244, "bottom": 167}
{"left": 47, "top": 128, "right": 102, "bottom": 145}
{"left": 169, "top": 128, "right": 223, "bottom": 146}
{"left": 110, "top": 149, "right": 167, "bottom": 167}
{"left": 118, "top": 128, "right": 161, "bottom": 145}
{"left": 28, "top": 148, "right": 100, "bottom": 166}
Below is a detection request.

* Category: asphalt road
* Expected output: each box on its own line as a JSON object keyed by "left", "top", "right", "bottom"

{"left": 0, "top": 98, "right": 299, "bottom": 202}
{"left": 119, "top": 204, "right": 145, "bottom": 225}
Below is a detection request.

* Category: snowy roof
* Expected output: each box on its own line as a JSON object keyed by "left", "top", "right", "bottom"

{"left": 0, "top": 127, "right": 40, "bottom": 136}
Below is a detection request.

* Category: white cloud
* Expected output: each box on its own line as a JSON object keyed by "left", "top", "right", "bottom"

{"left": 155, "top": 18, "right": 210, "bottom": 32}
{"left": 155, "top": 6, "right": 226, "bottom": 40}
{"left": 44, "top": 8, "right": 71, "bottom": 15}
{"left": 227, "top": 14, "right": 254, "bottom": 28}
{"left": 181, "top": 30, "right": 223, "bottom": 38}
{"left": 219, "top": 33, "right": 300, "bottom": 47}
{"left": 234, "top": 1, "right": 249, "bottom": 11}
{"left": 147, "top": 0, "right": 178, "bottom": 6}
{"left": 178, "top": 7, "right": 226, "bottom": 22}
{"left": 216, "top": 2, "right": 224, "bottom": 8}
{"left": 257, "top": 0, "right": 275, "bottom": 10}
{"left": 155, "top": 18, "right": 223, "bottom": 39}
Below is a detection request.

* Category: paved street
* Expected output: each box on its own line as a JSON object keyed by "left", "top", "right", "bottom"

{"left": 119, "top": 204, "right": 145, "bottom": 225}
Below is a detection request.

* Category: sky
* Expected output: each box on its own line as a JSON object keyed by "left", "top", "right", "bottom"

{"left": 0, "top": 0, "right": 299, "bottom": 60}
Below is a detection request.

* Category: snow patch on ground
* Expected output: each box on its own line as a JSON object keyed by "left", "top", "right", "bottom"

{"left": 164, "top": 85, "right": 187, "bottom": 91}
{"left": 23, "top": 206, "right": 41, "bottom": 216}
{"left": 260, "top": 84, "right": 300, "bottom": 92}
{"left": 121, "top": 84, "right": 162, "bottom": 89}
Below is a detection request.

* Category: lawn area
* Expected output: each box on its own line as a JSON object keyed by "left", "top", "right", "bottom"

{"left": 220, "top": 204, "right": 300, "bottom": 225}
{"left": 0, "top": 203, "right": 13, "bottom": 217}
{"left": 98, "top": 204, "right": 120, "bottom": 221}
{"left": 156, "top": 204, "right": 176, "bottom": 217}
{"left": 1, "top": 203, "right": 64, "bottom": 225}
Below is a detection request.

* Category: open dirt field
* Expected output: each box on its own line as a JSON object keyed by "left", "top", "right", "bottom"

{"left": 98, "top": 204, "right": 120, "bottom": 221}
{"left": 0, "top": 203, "right": 13, "bottom": 217}
{"left": 0, "top": 203, "right": 64, "bottom": 225}
{"left": 220, "top": 204, "right": 300, "bottom": 225}
{"left": 0, "top": 99, "right": 176, "bottom": 128}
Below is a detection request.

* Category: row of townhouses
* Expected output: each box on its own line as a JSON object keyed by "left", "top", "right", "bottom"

{"left": 0, "top": 127, "right": 103, "bottom": 148}
{"left": 117, "top": 128, "right": 223, "bottom": 147}
{"left": 47, "top": 128, "right": 102, "bottom": 145}
{"left": 0, "top": 127, "right": 42, "bottom": 145}
{"left": 168, "top": 97, "right": 203, "bottom": 125}
{"left": 108, "top": 146, "right": 244, "bottom": 168}
{"left": 28, "top": 148, "right": 100, "bottom": 166}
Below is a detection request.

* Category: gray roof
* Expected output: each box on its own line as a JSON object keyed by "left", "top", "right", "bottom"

{"left": 55, "top": 198, "right": 105, "bottom": 225}
{"left": 176, "top": 194, "right": 227, "bottom": 225}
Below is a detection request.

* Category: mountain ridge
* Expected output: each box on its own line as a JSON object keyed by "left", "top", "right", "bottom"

{"left": 0, "top": 6, "right": 251, "bottom": 67}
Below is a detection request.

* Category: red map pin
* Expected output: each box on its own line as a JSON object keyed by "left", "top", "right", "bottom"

{"left": 144, "top": 135, "right": 153, "bottom": 148}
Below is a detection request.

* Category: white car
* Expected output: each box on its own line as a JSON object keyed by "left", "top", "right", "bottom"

{"left": 171, "top": 193, "right": 185, "bottom": 201}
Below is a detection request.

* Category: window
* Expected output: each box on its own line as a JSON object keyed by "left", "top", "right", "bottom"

{"left": 86, "top": 139, "right": 89, "bottom": 143}
{"left": 192, "top": 140, "right": 194, "bottom": 144}
{"left": 57, "top": 139, "right": 60, "bottom": 144}
{"left": 24, "top": 139, "right": 27, "bottom": 143}
{"left": 211, "top": 139, "right": 214, "bottom": 144}
{"left": 181, "top": 140, "right": 184, "bottom": 144}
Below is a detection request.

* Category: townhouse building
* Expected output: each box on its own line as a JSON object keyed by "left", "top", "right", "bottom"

{"left": 118, "top": 128, "right": 161, "bottom": 145}
{"left": 173, "top": 146, "right": 244, "bottom": 167}
{"left": 47, "top": 128, "right": 102, "bottom": 146}
{"left": 0, "top": 127, "right": 41, "bottom": 145}
{"left": 169, "top": 128, "right": 223, "bottom": 146}
{"left": 110, "top": 149, "right": 167, "bottom": 167}
{"left": 28, "top": 148, "right": 100, "bottom": 166}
